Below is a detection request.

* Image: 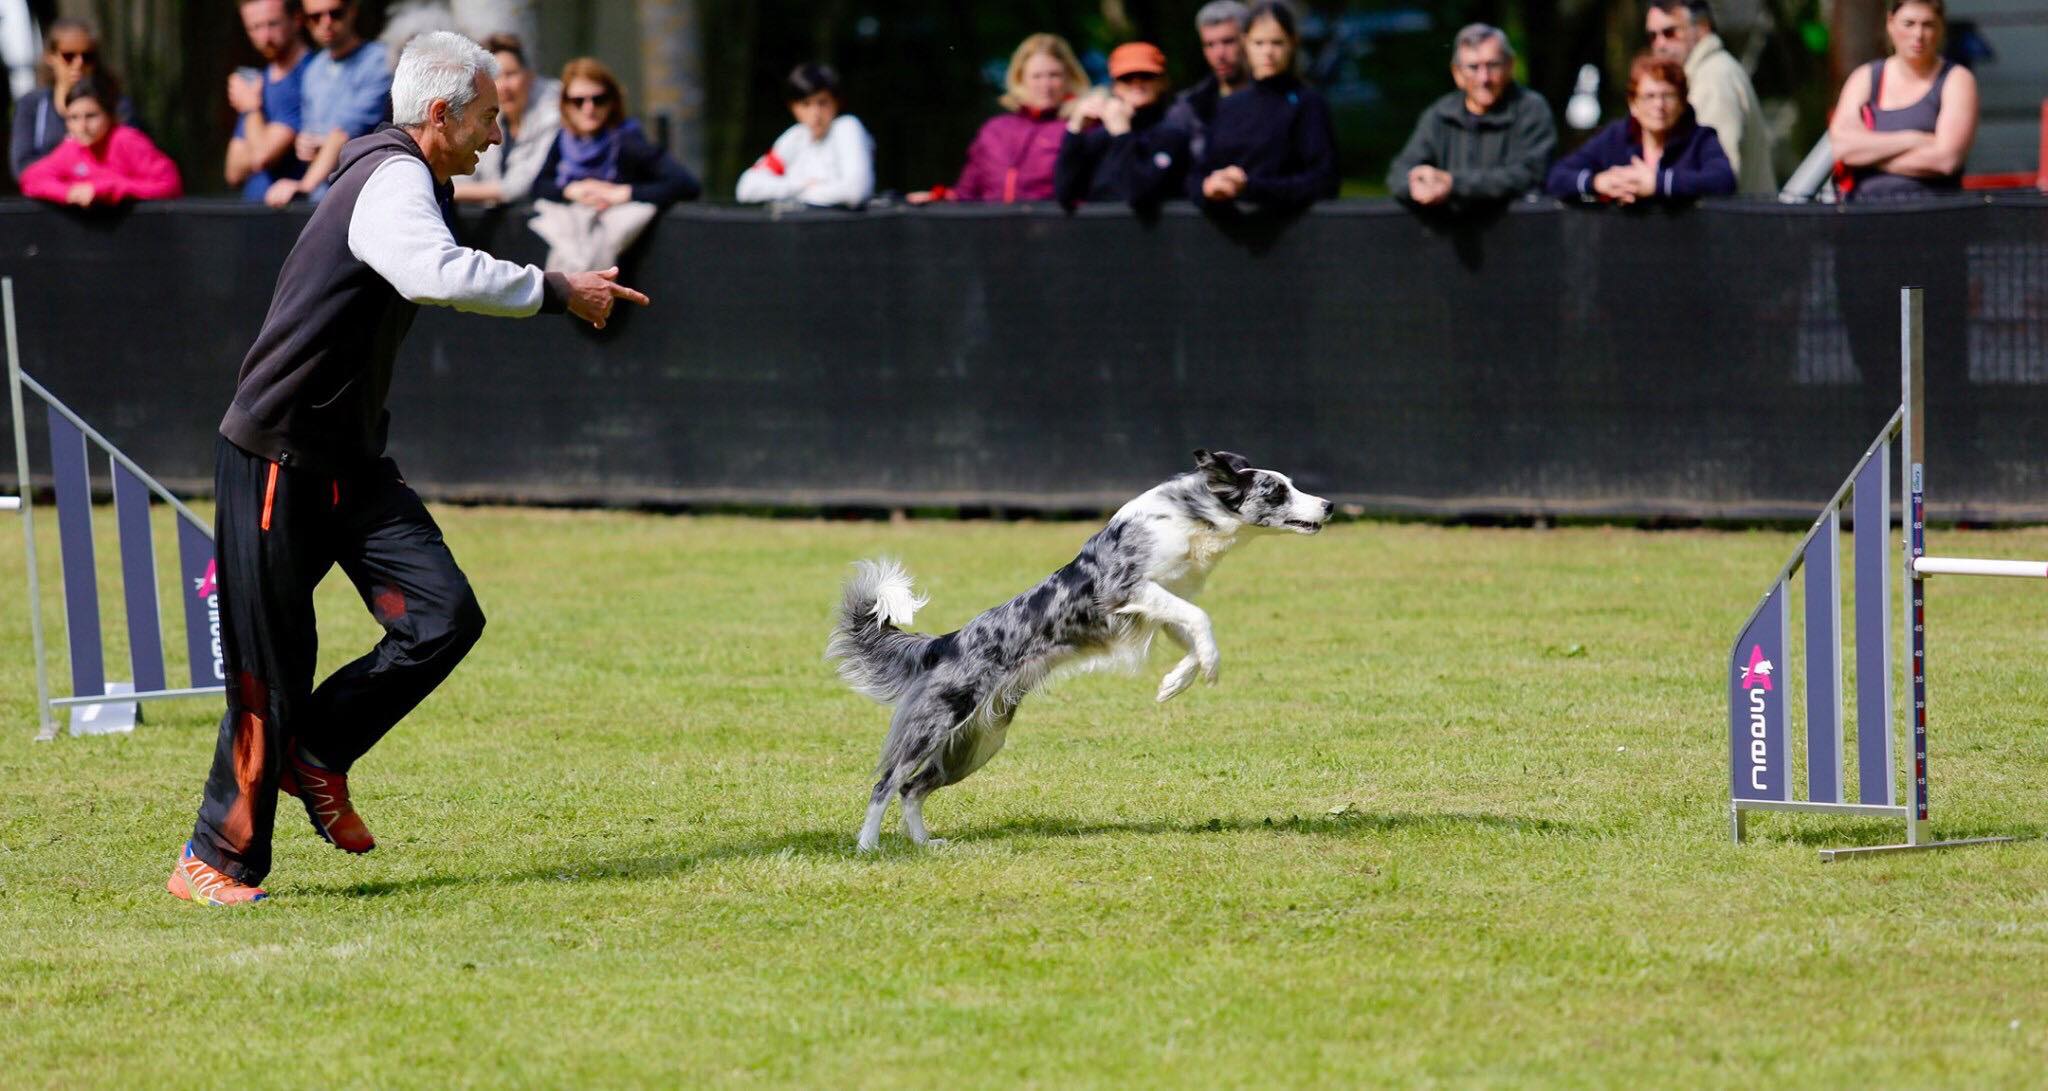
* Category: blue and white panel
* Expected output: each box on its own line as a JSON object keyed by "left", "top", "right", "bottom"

{"left": 47, "top": 409, "right": 103, "bottom": 699}
{"left": 1731, "top": 582, "right": 1790, "bottom": 802}
{"left": 112, "top": 462, "right": 166, "bottom": 695}
{"left": 1803, "top": 515, "right": 1843, "bottom": 804}
{"left": 1852, "top": 449, "right": 1893, "bottom": 805}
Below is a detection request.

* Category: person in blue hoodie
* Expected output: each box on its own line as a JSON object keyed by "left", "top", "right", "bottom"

{"left": 1548, "top": 53, "right": 1734, "bottom": 203}
{"left": 1186, "top": 0, "right": 1338, "bottom": 212}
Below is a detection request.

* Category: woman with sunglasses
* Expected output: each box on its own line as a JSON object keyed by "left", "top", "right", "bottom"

{"left": 10, "top": 19, "right": 140, "bottom": 181}
{"left": 529, "top": 58, "right": 700, "bottom": 272}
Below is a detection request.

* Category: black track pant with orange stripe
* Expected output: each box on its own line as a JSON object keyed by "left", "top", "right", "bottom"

{"left": 188, "top": 437, "right": 486, "bottom": 884}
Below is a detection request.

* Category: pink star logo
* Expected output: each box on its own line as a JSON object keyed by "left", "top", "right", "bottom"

{"left": 1739, "top": 644, "right": 1775, "bottom": 691}
{"left": 194, "top": 558, "right": 217, "bottom": 600}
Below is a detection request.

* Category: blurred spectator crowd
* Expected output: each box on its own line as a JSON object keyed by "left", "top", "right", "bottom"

{"left": 7, "top": 0, "right": 1979, "bottom": 230}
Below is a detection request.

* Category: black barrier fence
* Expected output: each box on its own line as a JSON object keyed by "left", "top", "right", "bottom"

{"left": 5, "top": 196, "right": 2048, "bottom": 521}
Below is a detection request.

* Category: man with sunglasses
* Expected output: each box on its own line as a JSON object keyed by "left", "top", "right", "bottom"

{"left": 167, "top": 32, "right": 651, "bottom": 906}
{"left": 1387, "top": 23, "right": 1556, "bottom": 212}
{"left": 265, "top": 0, "right": 389, "bottom": 207}
{"left": 1645, "top": 0, "right": 1774, "bottom": 195}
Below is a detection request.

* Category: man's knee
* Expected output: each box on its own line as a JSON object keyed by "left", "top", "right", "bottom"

{"left": 398, "top": 584, "right": 485, "bottom": 664}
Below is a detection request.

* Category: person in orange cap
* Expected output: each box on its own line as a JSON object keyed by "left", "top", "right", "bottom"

{"left": 1053, "top": 41, "right": 1190, "bottom": 209}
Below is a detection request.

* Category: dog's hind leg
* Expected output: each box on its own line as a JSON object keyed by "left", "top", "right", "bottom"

{"left": 857, "top": 779, "right": 893, "bottom": 853}
{"left": 900, "top": 766, "right": 948, "bottom": 847}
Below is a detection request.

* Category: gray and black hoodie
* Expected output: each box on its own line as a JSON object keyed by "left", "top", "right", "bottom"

{"left": 221, "top": 126, "right": 569, "bottom": 474}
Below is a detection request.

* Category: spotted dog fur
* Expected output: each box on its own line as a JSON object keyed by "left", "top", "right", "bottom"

{"left": 827, "top": 450, "right": 1333, "bottom": 852}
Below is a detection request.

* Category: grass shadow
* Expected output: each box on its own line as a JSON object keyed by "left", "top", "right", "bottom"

{"left": 299, "top": 809, "right": 1574, "bottom": 900}
{"left": 1751, "top": 817, "right": 2048, "bottom": 849}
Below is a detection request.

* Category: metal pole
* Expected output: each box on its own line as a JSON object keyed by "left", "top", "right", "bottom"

{"left": 4, "top": 278, "right": 55, "bottom": 741}
{"left": 1900, "top": 286, "right": 1928, "bottom": 846}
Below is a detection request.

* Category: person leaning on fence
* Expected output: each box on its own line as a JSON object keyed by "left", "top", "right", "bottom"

{"left": 735, "top": 63, "right": 874, "bottom": 209}
{"left": 1164, "top": 1, "right": 1251, "bottom": 165}
{"left": 1547, "top": 54, "right": 1734, "bottom": 203}
{"left": 225, "top": 0, "right": 313, "bottom": 202}
{"left": 1385, "top": 24, "right": 1556, "bottom": 212}
{"left": 528, "top": 56, "right": 701, "bottom": 273}
{"left": 911, "top": 33, "right": 1084, "bottom": 204}
{"left": 166, "top": 31, "right": 649, "bottom": 908}
{"left": 18, "top": 74, "right": 181, "bottom": 207}
{"left": 1645, "top": 0, "right": 1775, "bottom": 196}
{"left": 266, "top": 0, "right": 390, "bottom": 207}
{"left": 9, "top": 18, "right": 142, "bottom": 181}
{"left": 1053, "top": 42, "right": 1190, "bottom": 211}
{"left": 1186, "top": 1, "right": 1338, "bottom": 212}
{"left": 1828, "top": 0, "right": 1977, "bottom": 203}
{"left": 451, "top": 33, "right": 560, "bottom": 206}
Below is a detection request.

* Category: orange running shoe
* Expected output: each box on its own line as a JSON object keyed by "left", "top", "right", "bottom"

{"left": 289, "top": 752, "right": 375, "bottom": 854}
{"left": 166, "top": 842, "right": 267, "bottom": 906}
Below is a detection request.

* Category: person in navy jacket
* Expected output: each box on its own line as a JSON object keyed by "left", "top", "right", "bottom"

{"left": 1547, "top": 53, "right": 1734, "bottom": 203}
{"left": 1187, "top": 1, "right": 1338, "bottom": 211}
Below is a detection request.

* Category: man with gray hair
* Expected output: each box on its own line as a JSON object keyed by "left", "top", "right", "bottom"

{"left": 1166, "top": 1, "right": 1251, "bottom": 161}
{"left": 167, "top": 31, "right": 648, "bottom": 906}
{"left": 1646, "top": 0, "right": 1774, "bottom": 194}
{"left": 1386, "top": 23, "right": 1556, "bottom": 211}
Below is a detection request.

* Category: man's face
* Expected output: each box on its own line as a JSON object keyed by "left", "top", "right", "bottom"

{"left": 1452, "top": 40, "right": 1512, "bottom": 112}
{"left": 1199, "top": 21, "right": 1244, "bottom": 84}
{"left": 789, "top": 89, "right": 838, "bottom": 141}
{"left": 441, "top": 73, "right": 502, "bottom": 177}
{"left": 1645, "top": 6, "right": 1700, "bottom": 65}
{"left": 304, "top": 0, "right": 354, "bottom": 50}
{"left": 240, "top": 0, "right": 299, "bottom": 62}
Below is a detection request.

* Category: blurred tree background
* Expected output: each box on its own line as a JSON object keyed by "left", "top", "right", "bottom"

{"left": 28, "top": 0, "right": 1859, "bottom": 199}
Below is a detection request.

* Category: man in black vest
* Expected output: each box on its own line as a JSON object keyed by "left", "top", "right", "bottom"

{"left": 168, "top": 31, "right": 647, "bottom": 906}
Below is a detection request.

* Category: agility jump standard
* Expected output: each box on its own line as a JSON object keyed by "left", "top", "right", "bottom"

{"left": 1729, "top": 287, "right": 2038, "bottom": 860}
{"left": 4, "top": 278, "right": 224, "bottom": 741}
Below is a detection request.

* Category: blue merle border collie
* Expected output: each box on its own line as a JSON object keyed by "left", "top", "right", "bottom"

{"left": 827, "top": 450, "right": 1333, "bottom": 852}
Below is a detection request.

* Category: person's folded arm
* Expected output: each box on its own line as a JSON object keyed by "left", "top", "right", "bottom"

{"left": 1883, "top": 67, "right": 1978, "bottom": 177}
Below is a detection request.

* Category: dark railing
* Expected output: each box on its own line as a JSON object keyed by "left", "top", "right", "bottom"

{"left": 5, "top": 194, "right": 2048, "bottom": 520}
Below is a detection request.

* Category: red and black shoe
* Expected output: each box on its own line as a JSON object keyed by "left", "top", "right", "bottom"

{"left": 285, "top": 752, "right": 376, "bottom": 854}
{"left": 166, "top": 842, "right": 267, "bottom": 906}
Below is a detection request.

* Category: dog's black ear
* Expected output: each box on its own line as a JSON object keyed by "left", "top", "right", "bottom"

{"left": 1194, "top": 448, "right": 1253, "bottom": 497}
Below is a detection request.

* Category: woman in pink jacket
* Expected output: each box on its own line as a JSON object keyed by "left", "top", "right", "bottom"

{"left": 20, "top": 76, "right": 182, "bottom": 207}
{"left": 918, "top": 33, "right": 1085, "bottom": 204}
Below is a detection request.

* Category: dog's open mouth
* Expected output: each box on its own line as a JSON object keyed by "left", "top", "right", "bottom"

{"left": 1284, "top": 519, "right": 1324, "bottom": 533}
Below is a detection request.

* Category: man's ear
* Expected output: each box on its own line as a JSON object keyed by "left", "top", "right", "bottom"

{"left": 1193, "top": 448, "right": 1252, "bottom": 497}
{"left": 428, "top": 97, "right": 448, "bottom": 128}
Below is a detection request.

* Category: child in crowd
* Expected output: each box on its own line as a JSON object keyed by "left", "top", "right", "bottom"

{"left": 19, "top": 75, "right": 182, "bottom": 207}
{"left": 737, "top": 64, "right": 874, "bottom": 208}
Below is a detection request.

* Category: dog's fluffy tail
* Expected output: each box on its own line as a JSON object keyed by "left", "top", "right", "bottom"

{"left": 826, "top": 558, "right": 934, "bottom": 706}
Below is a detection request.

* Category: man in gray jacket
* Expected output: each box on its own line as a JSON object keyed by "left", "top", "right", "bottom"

{"left": 1647, "top": 0, "right": 1774, "bottom": 195}
{"left": 1387, "top": 24, "right": 1557, "bottom": 211}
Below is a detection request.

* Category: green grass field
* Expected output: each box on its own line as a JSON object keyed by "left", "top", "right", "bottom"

{"left": 8, "top": 507, "right": 2048, "bottom": 1087}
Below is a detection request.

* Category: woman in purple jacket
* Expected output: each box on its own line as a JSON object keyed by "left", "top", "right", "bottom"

{"left": 1547, "top": 54, "right": 1734, "bottom": 203}
{"left": 916, "top": 33, "right": 1085, "bottom": 204}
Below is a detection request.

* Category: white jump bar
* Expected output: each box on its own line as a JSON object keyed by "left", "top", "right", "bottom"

{"left": 1914, "top": 556, "right": 2048, "bottom": 579}
{"left": 0, "top": 495, "right": 18, "bottom": 511}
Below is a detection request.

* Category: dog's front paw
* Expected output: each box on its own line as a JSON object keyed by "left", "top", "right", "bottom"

{"left": 1156, "top": 656, "right": 1200, "bottom": 703}
{"left": 1198, "top": 648, "right": 1220, "bottom": 684}
{"left": 856, "top": 835, "right": 880, "bottom": 854}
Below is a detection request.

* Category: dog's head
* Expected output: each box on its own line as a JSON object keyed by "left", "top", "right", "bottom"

{"left": 1194, "top": 449, "right": 1333, "bottom": 534}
